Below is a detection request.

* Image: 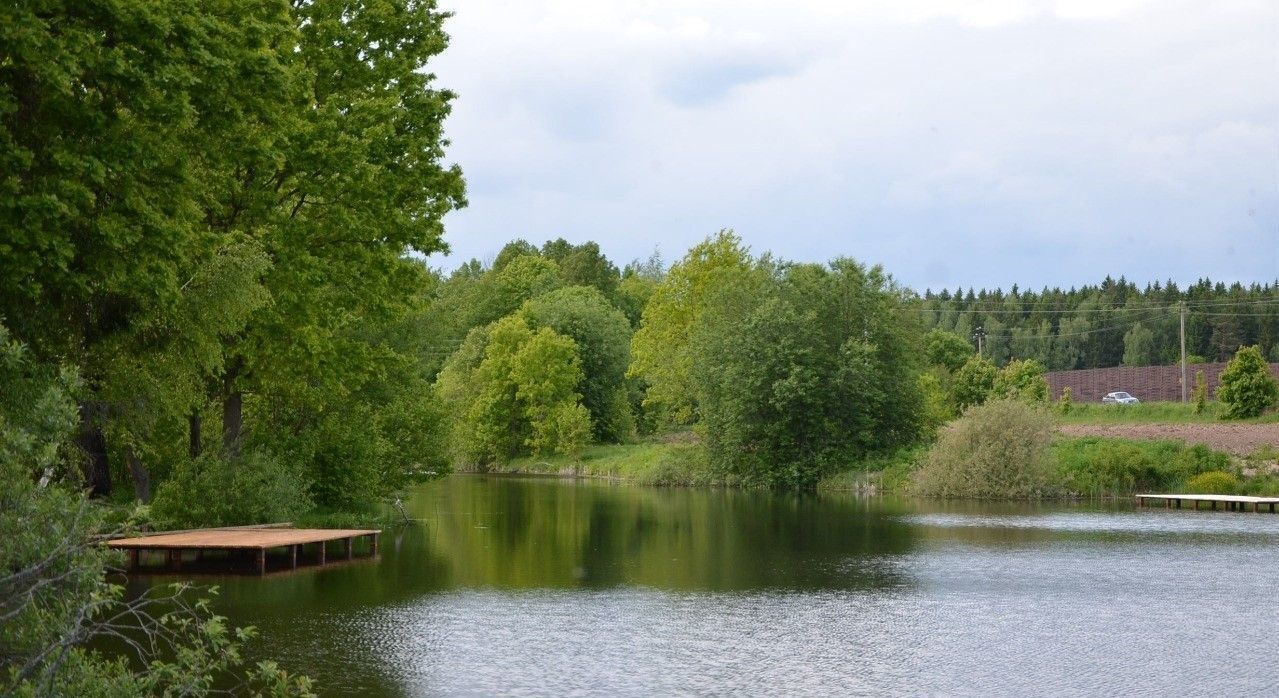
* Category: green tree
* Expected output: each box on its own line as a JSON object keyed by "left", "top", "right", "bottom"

{"left": 438, "top": 316, "right": 587, "bottom": 463}
{"left": 994, "top": 359, "right": 1050, "bottom": 402}
{"left": 209, "top": 0, "right": 465, "bottom": 506}
{"left": 924, "top": 329, "right": 974, "bottom": 372}
{"left": 1122, "top": 322, "right": 1155, "bottom": 366}
{"left": 616, "top": 252, "right": 665, "bottom": 327}
{"left": 1216, "top": 345, "right": 1279, "bottom": 419}
{"left": 0, "top": 325, "right": 311, "bottom": 695}
{"left": 541, "top": 239, "right": 621, "bottom": 300}
{"left": 519, "top": 286, "right": 633, "bottom": 441}
{"left": 630, "top": 230, "right": 753, "bottom": 426}
{"left": 1, "top": 0, "right": 300, "bottom": 495}
{"left": 1192, "top": 370, "right": 1208, "bottom": 415}
{"left": 951, "top": 356, "right": 998, "bottom": 410}
{"left": 691, "top": 259, "right": 924, "bottom": 489}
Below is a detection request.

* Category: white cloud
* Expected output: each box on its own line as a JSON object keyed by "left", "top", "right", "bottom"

{"left": 430, "top": 0, "right": 1279, "bottom": 288}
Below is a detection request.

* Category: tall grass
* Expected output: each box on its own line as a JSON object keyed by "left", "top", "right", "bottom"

{"left": 1052, "top": 437, "right": 1230, "bottom": 496}
{"left": 1056, "top": 401, "right": 1279, "bottom": 424}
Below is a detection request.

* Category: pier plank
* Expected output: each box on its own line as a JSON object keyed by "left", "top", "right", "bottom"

{"left": 107, "top": 528, "right": 378, "bottom": 550}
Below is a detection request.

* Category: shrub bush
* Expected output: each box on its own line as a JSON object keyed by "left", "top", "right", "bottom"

{"left": 1057, "top": 386, "right": 1073, "bottom": 415}
{"left": 994, "top": 359, "right": 1049, "bottom": 402}
{"left": 1216, "top": 345, "right": 1279, "bottom": 419}
{"left": 913, "top": 399, "right": 1057, "bottom": 498}
{"left": 1192, "top": 370, "right": 1207, "bottom": 415}
{"left": 150, "top": 450, "right": 311, "bottom": 528}
{"left": 1053, "top": 438, "right": 1229, "bottom": 496}
{"left": 951, "top": 356, "right": 997, "bottom": 411}
{"left": 1184, "top": 471, "right": 1239, "bottom": 495}
{"left": 1055, "top": 440, "right": 1161, "bottom": 495}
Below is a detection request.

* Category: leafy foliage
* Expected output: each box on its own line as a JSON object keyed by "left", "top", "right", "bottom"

{"left": 1216, "top": 345, "right": 1279, "bottom": 419}
{"left": 1053, "top": 438, "right": 1228, "bottom": 496}
{"left": 993, "top": 359, "right": 1050, "bottom": 402}
{"left": 1057, "top": 386, "right": 1074, "bottom": 414}
{"left": 629, "top": 230, "right": 754, "bottom": 427}
{"left": 951, "top": 356, "right": 998, "bottom": 410}
{"left": 519, "top": 286, "right": 633, "bottom": 441}
{"left": 1184, "top": 471, "right": 1239, "bottom": 495}
{"left": 1192, "top": 370, "right": 1208, "bottom": 415}
{"left": 922, "top": 278, "right": 1279, "bottom": 369}
{"left": 913, "top": 400, "right": 1057, "bottom": 498}
{"left": 691, "top": 259, "right": 924, "bottom": 489}
{"left": 438, "top": 316, "right": 588, "bottom": 464}
{"left": 924, "top": 329, "right": 974, "bottom": 372}
{"left": 0, "top": 326, "right": 311, "bottom": 695}
{"left": 150, "top": 451, "right": 311, "bottom": 529}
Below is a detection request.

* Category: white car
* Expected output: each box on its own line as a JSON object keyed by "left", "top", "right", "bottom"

{"left": 1102, "top": 391, "right": 1140, "bottom": 405}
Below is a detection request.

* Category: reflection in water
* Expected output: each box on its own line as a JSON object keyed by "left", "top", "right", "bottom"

{"left": 128, "top": 475, "right": 1279, "bottom": 696}
{"left": 418, "top": 475, "right": 917, "bottom": 591}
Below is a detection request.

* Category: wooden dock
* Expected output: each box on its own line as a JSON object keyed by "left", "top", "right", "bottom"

{"left": 107, "top": 527, "right": 380, "bottom": 575}
{"left": 1136, "top": 494, "right": 1279, "bottom": 513}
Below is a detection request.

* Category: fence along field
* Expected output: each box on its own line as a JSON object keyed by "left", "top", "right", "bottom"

{"left": 1046, "top": 362, "right": 1279, "bottom": 403}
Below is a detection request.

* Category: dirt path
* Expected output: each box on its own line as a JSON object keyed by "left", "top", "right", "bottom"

{"left": 1058, "top": 423, "right": 1279, "bottom": 456}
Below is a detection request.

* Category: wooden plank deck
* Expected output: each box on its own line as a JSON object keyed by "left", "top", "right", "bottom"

{"left": 1136, "top": 493, "right": 1279, "bottom": 513}
{"left": 108, "top": 527, "right": 380, "bottom": 574}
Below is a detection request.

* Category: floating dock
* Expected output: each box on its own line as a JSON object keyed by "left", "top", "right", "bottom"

{"left": 1136, "top": 494, "right": 1279, "bottom": 513}
{"left": 107, "top": 527, "right": 380, "bottom": 575}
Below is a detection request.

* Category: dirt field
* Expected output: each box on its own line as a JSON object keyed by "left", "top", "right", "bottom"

{"left": 1058, "top": 423, "right": 1279, "bottom": 456}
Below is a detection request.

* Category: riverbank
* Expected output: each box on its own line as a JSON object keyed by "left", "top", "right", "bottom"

{"left": 461, "top": 428, "right": 1279, "bottom": 498}
{"left": 467, "top": 439, "right": 724, "bottom": 487}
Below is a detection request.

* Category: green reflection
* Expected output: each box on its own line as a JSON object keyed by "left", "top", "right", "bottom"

{"left": 411, "top": 475, "right": 918, "bottom": 592}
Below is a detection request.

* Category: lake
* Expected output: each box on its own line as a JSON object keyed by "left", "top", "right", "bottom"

{"left": 128, "top": 475, "right": 1279, "bottom": 696}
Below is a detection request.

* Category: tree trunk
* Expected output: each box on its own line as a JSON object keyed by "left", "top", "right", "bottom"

{"left": 189, "top": 411, "right": 202, "bottom": 458}
{"left": 223, "top": 391, "right": 242, "bottom": 458}
{"left": 125, "top": 445, "right": 151, "bottom": 503}
{"left": 76, "top": 403, "right": 112, "bottom": 497}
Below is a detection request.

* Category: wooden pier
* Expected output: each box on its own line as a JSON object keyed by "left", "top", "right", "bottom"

{"left": 107, "top": 527, "right": 380, "bottom": 575}
{"left": 1136, "top": 494, "right": 1279, "bottom": 513}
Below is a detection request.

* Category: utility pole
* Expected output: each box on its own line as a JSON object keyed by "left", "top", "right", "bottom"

{"left": 973, "top": 326, "right": 985, "bottom": 357}
{"left": 1179, "top": 301, "right": 1187, "bottom": 403}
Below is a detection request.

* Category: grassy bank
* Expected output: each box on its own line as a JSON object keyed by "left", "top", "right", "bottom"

{"left": 821, "top": 435, "right": 1275, "bottom": 498}
{"left": 1057, "top": 401, "right": 1279, "bottom": 424}
{"left": 456, "top": 422, "right": 1277, "bottom": 500}
{"left": 469, "top": 438, "right": 727, "bottom": 487}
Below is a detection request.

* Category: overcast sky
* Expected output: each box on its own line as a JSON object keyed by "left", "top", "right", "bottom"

{"left": 428, "top": 0, "right": 1278, "bottom": 292}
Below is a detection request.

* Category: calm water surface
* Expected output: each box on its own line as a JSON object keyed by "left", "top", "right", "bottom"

{"left": 131, "top": 475, "right": 1279, "bottom": 696}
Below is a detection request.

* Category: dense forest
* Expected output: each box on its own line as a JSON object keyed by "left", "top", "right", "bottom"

{"left": 920, "top": 278, "right": 1279, "bottom": 370}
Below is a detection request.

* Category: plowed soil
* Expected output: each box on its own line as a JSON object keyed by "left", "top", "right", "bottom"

{"left": 1058, "top": 423, "right": 1279, "bottom": 456}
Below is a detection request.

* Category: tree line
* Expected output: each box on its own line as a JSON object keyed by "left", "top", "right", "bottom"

{"left": 3, "top": 0, "right": 458, "bottom": 692}
{"left": 423, "top": 231, "right": 926, "bottom": 489}
{"left": 920, "top": 277, "right": 1279, "bottom": 370}
{"left": 2, "top": 0, "right": 464, "bottom": 523}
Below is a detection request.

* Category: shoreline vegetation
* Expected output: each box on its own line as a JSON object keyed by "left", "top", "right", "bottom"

{"left": 459, "top": 405, "right": 1279, "bottom": 499}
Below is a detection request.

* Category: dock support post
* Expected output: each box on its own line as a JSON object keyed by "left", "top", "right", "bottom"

{"left": 345, "top": 537, "right": 353, "bottom": 560}
{"left": 256, "top": 548, "right": 266, "bottom": 575}
{"left": 1175, "top": 499, "right": 1181, "bottom": 509}
{"left": 371, "top": 532, "right": 379, "bottom": 557}
{"left": 1212, "top": 501, "right": 1218, "bottom": 511}
{"left": 167, "top": 549, "right": 182, "bottom": 571}
{"left": 317, "top": 541, "right": 326, "bottom": 565}
{"left": 1194, "top": 500, "right": 1200, "bottom": 510}
{"left": 290, "top": 545, "right": 299, "bottom": 569}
